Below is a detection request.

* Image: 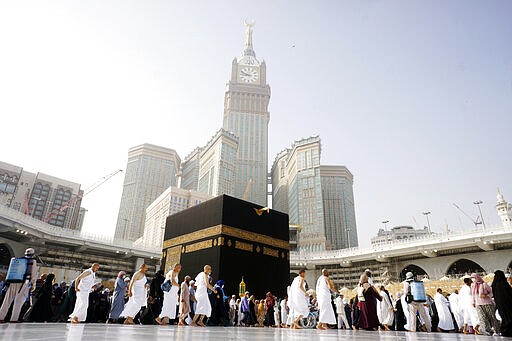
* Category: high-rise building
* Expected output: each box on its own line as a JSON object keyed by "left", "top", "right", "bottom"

{"left": 115, "top": 144, "right": 181, "bottom": 241}
{"left": 320, "top": 165, "right": 358, "bottom": 249}
{"left": 271, "top": 136, "right": 358, "bottom": 251}
{"left": 0, "top": 161, "right": 84, "bottom": 230}
{"left": 181, "top": 147, "right": 202, "bottom": 191}
{"left": 222, "top": 22, "right": 270, "bottom": 206}
{"left": 76, "top": 207, "right": 87, "bottom": 230}
{"left": 135, "top": 186, "right": 211, "bottom": 250}
{"left": 198, "top": 129, "right": 238, "bottom": 197}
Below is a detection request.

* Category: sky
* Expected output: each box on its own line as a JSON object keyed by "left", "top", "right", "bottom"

{"left": 1, "top": 1, "right": 511, "bottom": 247}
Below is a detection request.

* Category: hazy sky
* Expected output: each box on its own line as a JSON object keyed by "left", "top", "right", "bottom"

{"left": 1, "top": 1, "right": 511, "bottom": 247}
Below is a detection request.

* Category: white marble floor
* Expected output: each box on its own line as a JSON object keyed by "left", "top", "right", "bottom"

{"left": 0, "top": 324, "right": 504, "bottom": 341}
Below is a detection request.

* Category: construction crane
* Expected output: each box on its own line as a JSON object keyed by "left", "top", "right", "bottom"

{"left": 44, "top": 169, "right": 123, "bottom": 223}
{"left": 452, "top": 203, "right": 481, "bottom": 228}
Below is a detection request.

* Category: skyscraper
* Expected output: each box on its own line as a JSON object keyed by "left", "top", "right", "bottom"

{"left": 222, "top": 21, "right": 270, "bottom": 206}
{"left": 115, "top": 144, "right": 180, "bottom": 241}
{"left": 197, "top": 129, "right": 238, "bottom": 197}
{"left": 271, "top": 136, "right": 358, "bottom": 251}
{"left": 320, "top": 165, "right": 358, "bottom": 249}
{"left": 180, "top": 147, "right": 202, "bottom": 191}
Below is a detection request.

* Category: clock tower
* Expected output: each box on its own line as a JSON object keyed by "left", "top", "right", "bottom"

{"left": 223, "top": 21, "right": 270, "bottom": 206}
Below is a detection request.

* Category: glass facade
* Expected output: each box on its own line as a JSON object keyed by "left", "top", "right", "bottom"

{"left": 197, "top": 129, "right": 238, "bottom": 197}
{"left": 271, "top": 137, "right": 358, "bottom": 252}
{"left": 223, "top": 111, "right": 268, "bottom": 205}
{"left": 321, "top": 171, "right": 358, "bottom": 249}
{"left": 115, "top": 144, "right": 180, "bottom": 241}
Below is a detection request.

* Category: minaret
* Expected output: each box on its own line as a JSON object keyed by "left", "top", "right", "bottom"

{"left": 496, "top": 188, "right": 512, "bottom": 227}
{"left": 222, "top": 21, "right": 270, "bottom": 206}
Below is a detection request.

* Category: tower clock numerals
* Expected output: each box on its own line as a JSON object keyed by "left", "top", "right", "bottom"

{"left": 239, "top": 67, "right": 259, "bottom": 83}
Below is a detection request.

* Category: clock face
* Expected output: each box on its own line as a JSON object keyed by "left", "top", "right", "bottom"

{"left": 239, "top": 67, "right": 259, "bottom": 83}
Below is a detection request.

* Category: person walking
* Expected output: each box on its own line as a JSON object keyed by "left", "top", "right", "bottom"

{"left": 471, "top": 273, "right": 500, "bottom": 335}
{"left": 289, "top": 269, "right": 309, "bottom": 329}
{"left": 459, "top": 276, "right": 480, "bottom": 334}
{"left": 263, "top": 292, "right": 276, "bottom": 327}
{"left": 448, "top": 289, "right": 463, "bottom": 331}
{"left": 121, "top": 263, "right": 149, "bottom": 325}
{"left": 280, "top": 296, "right": 288, "bottom": 328}
{"left": 28, "top": 273, "right": 55, "bottom": 322}
{"left": 403, "top": 272, "right": 431, "bottom": 332}
{"left": 434, "top": 288, "right": 454, "bottom": 332}
{"left": 378, "top": 286, "right": 394, "bottom": 331}
{"left": 228, "top": 295, "right": 237, "bottom": 326}
{"left": 148, "top": 270, "right": 165, "bottom": 319}
{"left": 69, "top": 263, "right": 100, "bottom": 324}
{"left": 178, "top": 275, "right": 191, "bottom": 326}
{"left": 189, "top": 280, "right": 197, "bottom": 319}
{"left": 108, "top": 271, "right": 128, "bottom": 322}
{"left": 190, "top": 265, "right": 217, "bottom": 327}
{"left": 156, "top": 264, "right": 181, "bottom": 325}
{"left": 492, "top": 270, "right": 512, "bottom": 337}
{"left": 316, "top": 269, "right": 336, "bottom": 330}
{"left": 357, "top": 273, "right": 382, "bottom": 331}
{"left": 240, "top": 291, "right": 250, "bottom": 326}
{"left": 0, "top": 248, "right": 38, "bottom": 323}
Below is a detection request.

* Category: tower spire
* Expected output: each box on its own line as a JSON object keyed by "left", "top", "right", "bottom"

{"left": 498, "top": 187, "right": 506, "bottom": 204}
{"left": 243, "top": 19, "right": 256, "bottom": 57}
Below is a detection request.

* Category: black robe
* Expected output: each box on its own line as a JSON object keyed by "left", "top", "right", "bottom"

{"left": 149, "top": 271, "right": 165, "bottom": 318}
{"left": 492, "top": 270, "right": 512, "bottom": 337}
{"left": 207, "top": 285, "right": 228, "bottom": 326}
{"left": 248, "top": 300, "right": 257, "bottom": 326}
{"left": 394, "top": 298, "right": 406, "bottom": 331}
{"left": 29, "top": 274, "right": 55, "bottom": 322}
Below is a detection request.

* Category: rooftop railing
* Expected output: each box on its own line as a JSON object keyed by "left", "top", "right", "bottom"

{"left": 290, "top": 224, "right": 511, "bottom": 262}
{"left": 0, "top": 204, "right": 160, "bottom": 254}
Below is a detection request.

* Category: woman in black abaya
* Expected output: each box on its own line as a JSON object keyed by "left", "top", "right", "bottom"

{"left": 492, "top": 270, "right": 512, "bottom": 337}
{"left": 28, "top": 273, "right": 55, "bottom": 322}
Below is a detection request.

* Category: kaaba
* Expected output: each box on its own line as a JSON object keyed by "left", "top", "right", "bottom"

{"left": 161, "top": 195, "right": 290, "bottom": 298}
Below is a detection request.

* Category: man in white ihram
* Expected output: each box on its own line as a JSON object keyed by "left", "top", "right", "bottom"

{"left": 70, "top": 263, "right": 100, "bottom": 323}
{"left": 190, "top": 265, "right": 217, "bottom": 327}
{"left": 121, "top": 263, "right": 149, "bottom": 324}
{"left": 448, "top": 289, "right": 463, "bottom": 332}
{"left": 289, "top": 269, "right": 309, "bottom": 329}
{"left": 434, "top": 288, "right": 454, "bottom": 332}
{"left": 316, "top": 269, "right": 336, "bottom": 330}
{"left": 156, "top": 263, "right": 181, "bottom": 325}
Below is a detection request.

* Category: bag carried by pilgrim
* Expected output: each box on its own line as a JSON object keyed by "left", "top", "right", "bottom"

{"left": 161, "top": 279, "right": 171, "bottom": 292}
{"left": 6, "top": 257, "right": 34, "bottom": 283}
{"left": 406, "top": 281, "right": 426, "bottom": 303}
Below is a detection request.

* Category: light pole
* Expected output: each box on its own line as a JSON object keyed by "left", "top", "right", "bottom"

{"left": 473, "top": 200, "right": 486, "bottom": 231}
{"left": 422, "top": 211, "right": 432, "bottom": 234}
{"left": 382, "top": 220, "right": 389, "bottom": 243}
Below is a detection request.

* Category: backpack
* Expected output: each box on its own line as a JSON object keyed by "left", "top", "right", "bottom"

{"left": 161, "top": 279, "right": 171, "bottom": 292}
{"left": 410, "top": 281, "right": 427, "bottom": 303}
{"left": 5, "top": 257, "right": 34, "bottom": 283}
